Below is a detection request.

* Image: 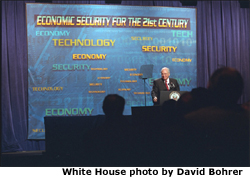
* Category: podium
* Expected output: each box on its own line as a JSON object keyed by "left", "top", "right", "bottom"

{"left": 160, "top": 91, "right": 187, "bottom": 105}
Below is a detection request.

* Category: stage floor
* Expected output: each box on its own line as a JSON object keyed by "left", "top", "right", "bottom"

{"left": 2, "top": 150, "right": 45, "bottom": 156}
{"left": 1, "top": 150, "right": 47, "bottom": 167}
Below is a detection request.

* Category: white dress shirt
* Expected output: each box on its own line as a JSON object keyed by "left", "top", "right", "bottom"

{"left": 164, "top": 78, "right": 170, "bottom": 89}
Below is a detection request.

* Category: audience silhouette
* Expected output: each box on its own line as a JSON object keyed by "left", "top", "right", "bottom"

{"left": 175, "top": 67, "right": 249, "bottom": 166}
{"left": 176, "top": 67, "right": 245, "bottom": 115}
{"left": 71, "top": 68, "right": 249, "bottom": 167}
{"left": 82, "top": 94, "right": 133, "bottom": 166}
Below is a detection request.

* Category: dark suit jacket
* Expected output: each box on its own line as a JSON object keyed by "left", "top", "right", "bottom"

{"left": 151, "top": 78, "right": 180, "bottom": 105}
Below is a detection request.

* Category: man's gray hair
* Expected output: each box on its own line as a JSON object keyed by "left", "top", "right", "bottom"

{"left": 161, "top": 67, "right": 170, "bottom": 73}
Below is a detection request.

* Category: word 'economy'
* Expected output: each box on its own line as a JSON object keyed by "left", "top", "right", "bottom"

{"left": 45, "top": 108, "right": 93, "bottom": 116}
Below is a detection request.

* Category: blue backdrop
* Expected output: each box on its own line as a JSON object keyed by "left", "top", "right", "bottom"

{"left": 26, "top": 4, "right": 197, "bottom": 139}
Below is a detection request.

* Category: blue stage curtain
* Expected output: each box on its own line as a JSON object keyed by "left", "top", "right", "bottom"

{"left": 196, "top": 1, "right": 250, "bottom": 103}
{"left": 1, "top": 1, "right": 45, "bottom": 152}
{"left": 1, "top": 1, "right": 249, "bottom": 152}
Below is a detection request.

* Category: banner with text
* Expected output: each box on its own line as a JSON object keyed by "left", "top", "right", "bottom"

{"left": 26, "top": 4, "right": 197, "bottom": 139}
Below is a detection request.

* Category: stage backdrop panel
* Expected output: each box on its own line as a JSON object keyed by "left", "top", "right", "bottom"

{"left": 26, "top": 3, "right": 197, "bottom": 139}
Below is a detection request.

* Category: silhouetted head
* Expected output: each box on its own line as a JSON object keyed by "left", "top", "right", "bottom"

{"left": 102, "top": 94, "right": 125, "bottom": 118}
{"left": 207, "top": 67, "right": 244, "bottom": 104}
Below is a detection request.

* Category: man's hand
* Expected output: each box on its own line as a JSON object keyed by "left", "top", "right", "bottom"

{"left": 153, "top": 97, "right": 157, "bottom": 102}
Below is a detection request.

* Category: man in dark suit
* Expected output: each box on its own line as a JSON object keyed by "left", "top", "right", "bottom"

{"left": 151, "top": 67, "right": 180, "bottom": 105}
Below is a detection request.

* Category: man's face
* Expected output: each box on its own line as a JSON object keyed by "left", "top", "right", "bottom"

{"left": 161, "top": 69, "right": 170, "bottom": 81}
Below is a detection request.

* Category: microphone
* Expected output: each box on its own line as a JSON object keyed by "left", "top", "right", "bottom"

{"left": 168, "top": 82, "right": 175, "bottom": 89}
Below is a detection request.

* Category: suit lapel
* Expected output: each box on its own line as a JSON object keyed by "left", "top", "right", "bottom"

{"left": 160, "top": 78, "right": 167, "bottom": 90}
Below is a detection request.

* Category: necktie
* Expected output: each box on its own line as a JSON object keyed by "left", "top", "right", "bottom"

{"left": 165, "top": 81, "right": 169, "bottom": 91}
